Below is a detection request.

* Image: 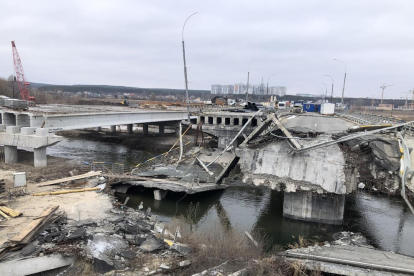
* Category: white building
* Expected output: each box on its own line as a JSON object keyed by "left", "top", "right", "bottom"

{"left": 212, "top": 83, "right": 286, "bottom": 96}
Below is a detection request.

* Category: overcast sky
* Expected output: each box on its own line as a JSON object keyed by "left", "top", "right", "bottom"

{"left": 0, "top": 0, "right": 413, "bottom": 98}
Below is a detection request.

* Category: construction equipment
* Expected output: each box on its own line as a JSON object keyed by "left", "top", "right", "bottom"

{"left": 11, "top": 41, "right": 35, "bottom": 103}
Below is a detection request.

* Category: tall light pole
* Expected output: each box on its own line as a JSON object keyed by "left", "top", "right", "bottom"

{"left": 246, "top": 59, "right": 260, "bottom": 103}
{"left": 320, "top": 83, "right": 327, "bottom": 100}
{"left": 182, "top": 12, "right": 198, "bottom": 121}
{"left": 334, "top": 59, "right": 347, "bottom": 106}
{"left": 266, "top": 74, "right": 277, "bottom": 96}
{"left": 380, "top": 83, "right": 393, "bottom": 104}
{"left": 324, "top": 75, "right": 334, "bottom": 102}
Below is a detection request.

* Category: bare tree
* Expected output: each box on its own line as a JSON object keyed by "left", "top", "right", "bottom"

{"left": 7, "top": 75, "right": 19, "bottom": 99}
{"left": 0, "top": 77, "right": 11, "bottom": 97}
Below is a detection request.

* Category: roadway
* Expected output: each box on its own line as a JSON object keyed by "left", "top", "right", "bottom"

{"left": 280, "top": 113, "right": 355, "bottom": 133}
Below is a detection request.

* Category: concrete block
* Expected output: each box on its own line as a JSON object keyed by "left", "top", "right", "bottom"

{"left": 6, "top": 126, "right": 21, "bottom": 134}
{"left": 34, "top": 147, "right": 47, "bottom": 168}
{"left": 0, "top": 125, "right": 5, "bottom": 132}
{"left": 21, "top": 127, "right": 36, "bottom": 135}
{"left": 96, "top": 127, "right": 102, "bottom": 132}
{"left": 36, "top": 128, "right": 50, "bottom": 137}
{"left": 4, "top": 145, "right": 18, "bottom": 163}
{"left": 110, "top": 125, "right": 116, "bottom": 133}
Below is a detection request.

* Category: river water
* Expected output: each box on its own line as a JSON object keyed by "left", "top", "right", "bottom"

{"left": 49, "top": 137, "right": 414, "bottom": 257}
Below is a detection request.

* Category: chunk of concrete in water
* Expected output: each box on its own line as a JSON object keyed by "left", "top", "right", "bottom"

{"left": 0, "top": 254, "right": 75, "bottom": 276}
{"left": 139, "top": 235, "right": 164, "bottom": 253}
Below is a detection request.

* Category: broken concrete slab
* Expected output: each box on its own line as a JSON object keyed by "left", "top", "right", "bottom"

{"left": 21, "top": 243, "right": 37, "bottom": 256}
{"left": 139, "top": 235, "right": 165, "bottom": 253}
{"left": 65, "top": 228, "right": 86, "bottom": 241}
{"left": 119, "top": 250, "right": 135, "bottom": 259}
{"left": 86, "top": 234, "right": 128, "bottom": 272}
{"left": 0, "top": 254, "right": 75, "bottom": 276}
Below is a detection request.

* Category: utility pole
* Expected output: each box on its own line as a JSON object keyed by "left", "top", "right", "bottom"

{"left": 182, "top": 12, "right": 198, "bottom": 121}
{"left": 380, "top": 83, "right": 393, "bottom": 104}
{"left": 334, "top": 59, "right": 347, "bottom": 106}
{"left": 324, "top": 75, "right": 334, "bottom": 102}
{"left": 267, "top": 74, "right": 277, "bottom": 99}
{"left": 371, "top": 94, "right": 375, "bottom": 107}
{"left": 246, "top": 59, "right": 260, "bottom": 103}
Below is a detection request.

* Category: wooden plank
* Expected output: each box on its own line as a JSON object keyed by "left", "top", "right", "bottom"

{"left": 271, "top": 115, "right": 302, "bottom": 149}
{"left": 9, "top": 205, "right": 59, "bottom": 244}
{"left": 36, "top": 171, "right": 102, "bottom": 187}
{"left": 33, "top": 187, "right": 100, "bottom": 196}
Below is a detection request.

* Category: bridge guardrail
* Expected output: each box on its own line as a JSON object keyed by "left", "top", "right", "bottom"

{"left": 335, "top": 110, "right": 405, "bottom": 125}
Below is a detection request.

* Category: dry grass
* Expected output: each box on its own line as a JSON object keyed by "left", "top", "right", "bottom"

{"left": 167, "top": 204, "right": 321, "bottom": 276}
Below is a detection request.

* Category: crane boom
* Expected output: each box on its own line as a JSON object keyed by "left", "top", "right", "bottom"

{"left": 11, "top": 41, "right": 34, "bottom": 102}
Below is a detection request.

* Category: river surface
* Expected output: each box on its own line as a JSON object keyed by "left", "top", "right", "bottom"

{"left": 49, "top": 137, "right": 414, "bottom": 257}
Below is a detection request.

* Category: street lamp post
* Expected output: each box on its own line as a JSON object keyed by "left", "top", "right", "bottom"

{"left": 182, "top": 12, "right": 198, "bottom": 121}
{"left": 380, "top": 83, "right": 394, "bottom": 104}
{"left": 320, "top": 83, "right": 327, "bottom": 100}
{"left": 324, "top": 75, "right": 334, "bottom": 102}
{"left": 334, "top": 59, "right": 347, "bottom": 106}
{"left": 246, "top": 59, "right": 260, "bottom": 103}
{"left": 266, "top": 74, "right": 277, "bottom": 100}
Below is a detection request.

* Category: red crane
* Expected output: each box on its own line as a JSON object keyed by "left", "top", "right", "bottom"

{"left": 11, "top": 41, "right": 35, "bottom": 102}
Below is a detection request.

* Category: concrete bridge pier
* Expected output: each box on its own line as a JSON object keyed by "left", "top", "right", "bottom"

{"left": 283, "top": 191, "right": 345, "bottom": 225}
{"left": 159, "top": 125, "right": 165, "bottom": 136}
{"left": 34, "top": 146, "right": 47, "bottom": 167}
{"left": 154, "top": 190, "right": 167, "bottom": 201}
{"left": 96, "top": 127, "right": 101, "bottom": 132}
{"left": 143, "top": 124, "right": 149, "bottom": 135}
{"left": 110, "top": 125, "right": 116, "bottom": 133}
{"left": 127, "top": 124, "right": 133, "bottom": 134}
{"left": 4, "top": 145, "right": 18, "bottom": 163}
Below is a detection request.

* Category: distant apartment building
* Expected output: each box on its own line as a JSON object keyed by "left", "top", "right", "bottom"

{"left": 212, "top": 83, "right": 287, "bottom": 96}
{"left": 211, "top": 84, "right": 234, "bottom": 95}
{"left": 295, "top": 93, "right": 323, "bottom": 98}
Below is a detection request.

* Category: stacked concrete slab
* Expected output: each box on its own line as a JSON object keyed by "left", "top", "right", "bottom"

{"left": 0, "top": 96, "right": 10, "bottom": 106}
{"left": 4, "top": 99, "right": 29, "bottom": 109}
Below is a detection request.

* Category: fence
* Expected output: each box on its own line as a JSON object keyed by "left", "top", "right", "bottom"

{"left": 335, "top": 110, "right": 404, "bottom": 125}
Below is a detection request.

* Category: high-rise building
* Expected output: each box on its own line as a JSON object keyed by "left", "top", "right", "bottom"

{"left": 212, "top": 83, "right": 287, "bottom": 96}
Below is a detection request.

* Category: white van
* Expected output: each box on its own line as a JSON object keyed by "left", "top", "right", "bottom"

{"left": 278, "top": 101, "right": 286, "bottom": 109}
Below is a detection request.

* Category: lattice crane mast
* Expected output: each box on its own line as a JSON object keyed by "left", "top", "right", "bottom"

{"left": 11, "top": 41, "right": 35, "bottom": 102}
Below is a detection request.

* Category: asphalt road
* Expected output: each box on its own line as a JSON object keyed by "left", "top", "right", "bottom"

{"left": 280, "top": 113, "right": 355, "bottom": 133}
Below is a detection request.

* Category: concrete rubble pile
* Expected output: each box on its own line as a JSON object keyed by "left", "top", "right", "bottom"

{"left": 0, "top": 190, "right": 192, "bottom": 275}
{"left": 336, "top": 133, "right": 402, "bottom": 194}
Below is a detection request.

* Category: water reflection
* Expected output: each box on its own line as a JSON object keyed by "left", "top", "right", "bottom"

{"left": 343, "top": 193, "right": 414, "bottom": 256}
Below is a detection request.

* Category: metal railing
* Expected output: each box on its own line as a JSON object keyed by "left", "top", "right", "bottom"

{"left": 335, "top": 110, "right": 405, "bottom": 125}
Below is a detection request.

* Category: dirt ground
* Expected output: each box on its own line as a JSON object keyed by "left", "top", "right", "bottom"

{"left": 0, "top": 152, "right": 79, "bottom": 185}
